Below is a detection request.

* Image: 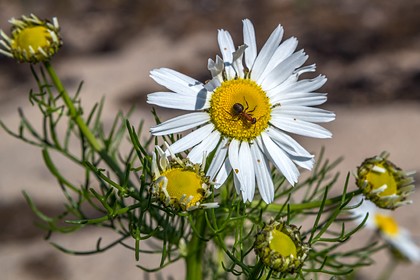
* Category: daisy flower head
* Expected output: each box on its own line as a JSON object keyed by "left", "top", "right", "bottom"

{"left": 349, "top": 195, "right": 420, "bottom": 263}
{"left": 150, "top": 143, "right": 218, "bottom": 212}
{"left": 254, "top": 220, "right": 310, "bottom": 273}
{"left": 356, "top": 152, "right": 415, "bottom": 210}
{"left": 148, "top": 19, "right": 335, "bottom": 204}
{"left": 0, "top": 14, "right": 62, "bottom": 63}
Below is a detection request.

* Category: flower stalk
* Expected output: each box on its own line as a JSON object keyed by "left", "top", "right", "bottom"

{"left": 251, "top": 189, "right": 362, "bottom": 212}
{"left": 43, "top": 61, "right": 103, "bottom": 152}
{"left": 185, "top": 212, "right": 206, "bottom": 280}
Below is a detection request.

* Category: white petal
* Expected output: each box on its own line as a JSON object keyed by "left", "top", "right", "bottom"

{"left": 251, "top": 24, "right": 284, "bottom": 82}
{"left": 242, "top": 19, "right": 257, "bottom": 70}
{"left": 151, "top": 152, "right": 160, "bottom": 178}
{"left": 259, "top": 50, "right": 308, "bottom": 90}
{"left": 156, "top": 146, "right": 169, "bottom": 170}
{"left": 293, "top": 157, "right": 314, "bottom": 170}
{"left": 150, "top": 68, "right": 205, "bottom": 95}
{"left": 295, "top": 64, "right": 317, "bottom": 76}
{"left": 238, "top": 142, "right": 256, "bottom": 202}
{"left": 188, "top": 129, "right": 221, "bottom": 164}
{"left": 204, "top": 76, "right": 221, "bottom": 92}
{"left": 207, "top": 138, "right": 229, "bottom": 179}
{"left": 218, "top": 30, "right": 234, "bottom": 62}
{"left": 232, "top": 169, "right": 242, "bottom": 195}
{"left": 265, "top": 128, "right": 314, "bottom": 170}
{"left": 271, "top": 92, "right": 327, "bottom": 107}
{"left": 388, "top": 230, "right": 420, "bottom": 263}
{"left": 270, "top": 116, "right": 333, "bottom": 138}
{"left": 232, "top": 45, "right": 246, "bottom": 78}
{"left": 217, "top": 29, "right": 236, "bottom": 80}
{"left": 147, "top": 91, "right": 209, "bottom": 110}
{"left": 228, "top": 139, "right": 248, "bottom": 197}
{"left": 150, "top": 112, "right": 209, "bottom": 135}
{"left": 250, "top": 142, "right": 274, "bottom": 203}
{"left": 208, "top": 56, "right": 224, "bottom": 78}
{"left": 278, "top": 75, "right": 327, "bottom": 94}
{"left": 348, "top": 196, "right": 375, "bottom": 227}
{"left": 168, "top": 123, "right": 214, "bottom": 153}
{"left": 260, "top": 37, "right": 298, "bottom": 80}
{"left": 265, "top": 128, "right": 312, "bottom": 158}
{"left": 214, "top": 158, "right": 232, "bottom": 188}
{"left": 228, "top": 139, "right": 241, "bottom": 180}
{"left": 259, "top": 133, "right": 299, "bottom": 185}
{"left": 272, "top": 106, "right": 336, "bottom": 123}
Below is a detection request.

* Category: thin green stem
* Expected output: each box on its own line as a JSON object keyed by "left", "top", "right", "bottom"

{"left": 43, "top": 61, "right": 102, "bottom": 152}
{"left": 185, "top": 212, "right": 206, "bottom": 280}
{"left": 65, "top": 202, "right": 143, "bottom": 225}
{"left": 251, "top": 189, "right": 362, "bottom": 212}
{"left": 43, "top": 61, "right": 128, "bottom": 186}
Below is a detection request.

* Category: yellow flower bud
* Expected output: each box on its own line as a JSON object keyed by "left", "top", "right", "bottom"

{"left": 0, "top": 14, "right": 62, "bottom": 63}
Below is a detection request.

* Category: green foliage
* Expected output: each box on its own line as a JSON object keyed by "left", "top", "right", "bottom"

{"left": 0, "top": 61, "right": 387, "bottom": 280}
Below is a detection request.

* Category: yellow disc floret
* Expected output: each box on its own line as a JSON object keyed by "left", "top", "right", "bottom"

{"left": 365, "top": 163, "right": 397, "bottom": 197}
{"left": 160, "top": 168, "right": 205, "bottom": 209}
{"left": 209, "top": 79, "right": 271, "bottom": 141}
{"left": 0, "top": 14, "right": 62, "bottom": 63}
{"left": 269, "top": 229, "right": 298, "bottom": 257}
{"left": 150, "top": 145, "right": 216, "bottom": 212}
{"left": 356, "top": 152, "right": 415, "bottom": 210}
{"left": 11, "top": 26, "right": 53, "bottom": 61}
{"left": 374, "top": 213, "right": 399, "bottom": 237}
{"left": 254, "top": 220, "right": 310, "bottom": 274}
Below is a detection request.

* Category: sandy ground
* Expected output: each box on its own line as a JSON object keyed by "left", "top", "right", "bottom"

{"left": 1, "top": 1, "right": 420, "bottom": 279}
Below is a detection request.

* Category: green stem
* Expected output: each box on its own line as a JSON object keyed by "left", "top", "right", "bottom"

{"left": 43, "top": 61, "right": 127, "bottom": 184}
{"left": 185, "top": 212, "right": 206, "bottom": 280}
{"left": 43, "top": 61, "right": 102, "bottom": 152}
{"left": 251, "top": 189, "right": 362, "bottom": 212}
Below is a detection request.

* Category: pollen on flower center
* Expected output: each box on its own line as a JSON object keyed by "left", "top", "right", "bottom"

{"left": 356, "top": 152, "right": 416, "bottom": 210}
{"left": 160, "top": 168, "right": 205, "bottom": 208}
{"left": 1, "top": 14, "right": 62, "bottom": 63}
{"left": 269, "top": 229, "right": 297, "bottom": 257}
{"left": 374, "top": 213, "right": 399, "bottom": 236}
{"left": 254, "top": 220, "right": 310, "bottom": 273}
{"left": 209, "top": 79, "right": 271, "bottom": 141}
{"left": 12, "top": 26, "right": 52, "bottom": 53}
{"left": 366, "top": 163, "right": 397, "bottom": 197}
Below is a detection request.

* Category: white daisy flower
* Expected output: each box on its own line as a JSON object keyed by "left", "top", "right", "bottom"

{"left": 350, "top": 195, "right": 420, "bottom": 263}
{"left": 147, "top": 19, "right": 335, "bottom": 203}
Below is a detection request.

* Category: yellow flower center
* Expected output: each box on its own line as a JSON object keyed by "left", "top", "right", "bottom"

{"left": 161, "top": 168, "right": 204, "bottom": 209}
{"left": 209, "top": 79, "right": 271, "bottom": 141}
{"left": 12, "top": 26, "right": 52, "bottom": 56}
{"left": 374, "top": 213, "right": 399, "bottom": 236}
{"left": 366, "top": 163, "right": 397, "bottom": 197}
{"left": 269, "top": 229, "right": 297, "bottom": 257}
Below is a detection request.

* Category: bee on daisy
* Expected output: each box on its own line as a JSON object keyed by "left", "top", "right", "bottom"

{"left": 147, "top": 19, "right": 335, "bottom": 204}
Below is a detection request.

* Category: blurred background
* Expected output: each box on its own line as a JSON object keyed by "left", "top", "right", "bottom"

{"left": 1, "top": 0, "right": 420, "bottom": 279}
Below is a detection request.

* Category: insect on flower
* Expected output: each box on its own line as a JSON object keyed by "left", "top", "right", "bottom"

{"left": 148, "top": 19, "right": 336, "bottom": 203}
{"left": 231, "top": 100, "right": 257, "bottom": 125}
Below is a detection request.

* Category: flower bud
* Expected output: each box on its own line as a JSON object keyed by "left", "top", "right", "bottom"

{"left": 254, "top": 220, "right": 310, "bottom": 274}
{"left": 151, "top": 144, "right": 217, "bottom": 212}
{"left": 0, "top": 14, "right": 62, "bottom": 63}
{"left": 356, "top": 152, "right": 415, "bottom": 210}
